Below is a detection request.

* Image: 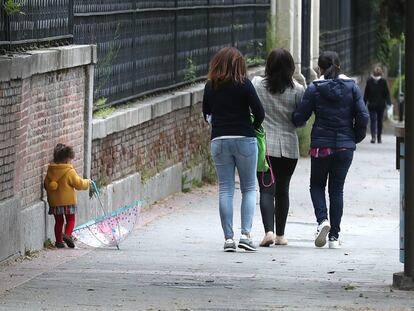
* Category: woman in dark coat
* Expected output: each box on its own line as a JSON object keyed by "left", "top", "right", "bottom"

{"left": 364, "top": 66, "right": 391, "bottom": 143}
{"left": 292, "top": 51, "right": 369, "bottom": 249}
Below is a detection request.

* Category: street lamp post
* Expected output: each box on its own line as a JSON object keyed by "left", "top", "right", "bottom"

{"left": 393, "top": 0, "right": 414, "bottom": 290}
{"left": 404, "top": 0, "right": 414, "bottom": 278}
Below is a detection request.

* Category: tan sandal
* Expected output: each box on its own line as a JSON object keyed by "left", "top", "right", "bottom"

{"left": 260, "top": 231, "right": 275, "bottom": 247}
{"left": 274, "top": 235, "right": 288, "bottom": 245}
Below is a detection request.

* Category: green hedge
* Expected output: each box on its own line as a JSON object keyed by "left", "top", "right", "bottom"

{"left": 392, "top": 75, "right": 405, "bottom": 102}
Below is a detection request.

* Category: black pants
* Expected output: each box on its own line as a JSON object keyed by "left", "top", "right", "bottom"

{"left": 369, "top": 107, "right": 385, "bottom": 140}
{"left": 257, "top": 156, "right": 298, "bottom": 236}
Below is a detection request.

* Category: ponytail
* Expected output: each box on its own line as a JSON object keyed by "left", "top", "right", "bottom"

{"left": 318, "top": 51, "right": 341, "bottom": 79}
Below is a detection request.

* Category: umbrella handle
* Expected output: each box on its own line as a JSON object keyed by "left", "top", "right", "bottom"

{"left": 90, "top": 180, "right": 120, "bottom": 250}
{"left": 91, "top": 180, "right": 100, "bottom": 195}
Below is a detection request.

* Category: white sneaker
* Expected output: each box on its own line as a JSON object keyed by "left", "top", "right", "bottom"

{"left": 328, "top": 237, "right": 341, "bottom": 249}
{"left": 315, "top": 220, "right": 330, "bottom": 247}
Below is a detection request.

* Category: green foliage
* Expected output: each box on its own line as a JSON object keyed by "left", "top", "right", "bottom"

{"left": 95, "top": 23, "right": 121, "bottom": 96}
{"left": 245, "top": 57, "right": 265, "bottom": 67}
{"left": 43, "top": 239, "right": 54, "bottom": 249}
{"left": 93, "top": 107, "right": 115, "bottom": 118}
{"left": 3, "top": 0, "right": 24, "bottom": 15}
{"left": 184, "top": 58, "right": 197, "bottom": 83}
{"left": 93, "top": 97, "right": 115, "bottom": 118}
{"left": 392, "top": 75, "right": 405, "bottom": 102}
{"left": 297, "top": 114, "right": 315, "bottom": 157}
{"left": 376, "top": 26, "right": 392, "bottom": 67}
{"left": 266, "top": 12, "right": 277, "bottom": 55}
{"left": 233, "top": 24, "right": 244, "bottom": 31}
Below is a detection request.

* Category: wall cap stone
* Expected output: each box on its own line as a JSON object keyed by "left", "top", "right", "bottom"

{"left": 92, "top": 67, "right": 265, "bottom": 140}
{"left": 0, "top": 45, "right": 97, "bottom": 82}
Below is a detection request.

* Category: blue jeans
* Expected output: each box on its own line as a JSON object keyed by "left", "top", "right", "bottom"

{"left": 310, "top": 150, "right": 354, "bottom": 239}
{"left": 211, "top": 137, "right": 258, "bottom": 240}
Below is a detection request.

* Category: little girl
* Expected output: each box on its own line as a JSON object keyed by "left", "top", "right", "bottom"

{"left": 44, "top": 143, "right": 90, "bottom": 248}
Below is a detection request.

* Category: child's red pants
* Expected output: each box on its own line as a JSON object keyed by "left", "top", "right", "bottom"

{"left": 54, "top": 214, "right": 75, "bottom": 243}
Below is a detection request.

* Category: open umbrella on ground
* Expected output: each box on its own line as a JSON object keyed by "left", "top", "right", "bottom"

{"left": 72, "top": 181, "right": 141, "bottom": 249}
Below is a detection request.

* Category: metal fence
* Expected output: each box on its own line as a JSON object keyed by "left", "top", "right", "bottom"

{"left": 73, "top": 1, "right": 270, "bottom": 106}
{"left": 319, "top": 0, "right": 378, "bottom": 75}
{"left": 0, "top": 0, "right": 269, "bottom": 106}
{"left": 301, "top": 0, "right": 311, "bottom": 83}
{"left": 0, "top": 0, "right": 73, "bottom": 51}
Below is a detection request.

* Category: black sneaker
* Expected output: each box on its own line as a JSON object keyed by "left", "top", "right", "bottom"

{"left": 223, "top": 239, "right": 236, "bottom": 252}
{"left": 63, "top": 235, "right": 75, "bottom": 248}
{"left": 55, "top": 242, "right": 65, "bottom": 249}
{"left": 238, "top": 234, "right": 257, "bottom": 251}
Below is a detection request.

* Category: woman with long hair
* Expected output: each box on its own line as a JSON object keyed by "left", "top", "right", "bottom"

{"left": 203, "top": 47, "right": 265, "bottom": 252}
{"left": 252, "top": 48, "right": 304, "bottom": 247}
{"left": 293, "top": 51, "right": 369, "bottom": 248}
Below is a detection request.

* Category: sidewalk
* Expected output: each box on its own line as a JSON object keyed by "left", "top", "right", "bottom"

{"left": 0, "top": 134, "right": 413, "bottom": 310}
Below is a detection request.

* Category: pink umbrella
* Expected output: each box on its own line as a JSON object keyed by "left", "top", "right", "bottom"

{"left": 72, "top": 181, "right": 140, "bottom": 249}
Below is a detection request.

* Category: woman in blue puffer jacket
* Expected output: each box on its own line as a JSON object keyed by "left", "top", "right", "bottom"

{"left": 292, "top": 51, "right": 369, "bottom": 249}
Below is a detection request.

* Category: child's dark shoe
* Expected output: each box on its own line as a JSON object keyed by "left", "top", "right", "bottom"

{"left": 63, "top": 235, "right": 75, "bottom": 248}
{"left": 55, "top": 242, "right": 65, "bottom": 249}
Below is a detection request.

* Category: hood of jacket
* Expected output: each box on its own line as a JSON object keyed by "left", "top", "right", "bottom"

{"left": 313, "top": 74, "right": 354, "bottom": 102}
{"left": 46, "top": 164, "right": 73, "bottom": 190}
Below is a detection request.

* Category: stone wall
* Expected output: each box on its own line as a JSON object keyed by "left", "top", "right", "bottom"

{"left": 0, "top": 45, "right": 96, "bottom": 261}
{"left": 0, "top": 80, "right": 21, "bottom": 202}
{"left": 20, "top": 68, "right": 86, "bottom": 207}
{"left": 91, "top": 102, "right": 209, "bottom": 185}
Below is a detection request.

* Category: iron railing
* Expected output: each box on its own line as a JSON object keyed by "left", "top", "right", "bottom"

{"left": 0, "top": 0, "right": 73, "bottom": 52}
{"left": 73, "top": 1, "right": 270, "bottom": 106}
{"left": 301, "top": 0, "right": 312, "bottom": 83}
{"left": 319, "top": 0, "right": 379, "bottom": 75}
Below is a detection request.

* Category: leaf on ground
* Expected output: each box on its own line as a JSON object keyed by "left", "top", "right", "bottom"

{"left": 343, "top": 284, "right": 356, "bottom": 291}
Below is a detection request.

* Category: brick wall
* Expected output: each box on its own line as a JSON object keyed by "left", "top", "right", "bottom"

{"left": 0, "top": 68, "right": 86, "bottom": 207}
{"left": 0, "top": 80, "right": 22, "bottom": 201}
{"left": 91, "top": 104, "right": 210, "bottom": 184}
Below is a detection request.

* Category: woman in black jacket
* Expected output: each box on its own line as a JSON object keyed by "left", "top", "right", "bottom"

{"left": 364, "top": 66, "right": 391, "bottom": 143}
{"left": 203, "top": 47, "right": 265, "bottom": 252}
{"left": 292, "top": 51, "right": 369, "bottom": 249}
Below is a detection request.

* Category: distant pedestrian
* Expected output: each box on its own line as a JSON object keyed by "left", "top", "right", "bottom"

{"left": 364, "top": 66, "right": 391, "bottom": 143}
{"left": 292, "top": 51, "right": 369, "bottom": 249}
{"left": 203, "top": 47, "right": 265, "bottom": 252}
{"left": 44, "top": 143, "right": 91, "bottom": 249}
{"left": 252, "top": 48, "right": 304, "bottom": 247}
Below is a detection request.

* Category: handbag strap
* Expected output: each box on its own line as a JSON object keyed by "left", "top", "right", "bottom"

{"left": 261, "top": 133, "right": 275, "bottom": 188}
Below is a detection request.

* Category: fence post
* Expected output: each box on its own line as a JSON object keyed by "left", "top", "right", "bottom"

{"left": 206, "top": 0, "right": 210, "bottom": 58}
{"left": 253, "top": 0, "right": 257, "bottom": 57}
{"left": 68, "top": 0, "right": 74, "bottom": 43}
{"left": 133, "top": 0, "right": 137, "bottom": 97}
{"left": 231, "top": 0, "right": 235, "bottom": 47}
{"left": 174, "top": 0, "right": 178, "bottom": 83}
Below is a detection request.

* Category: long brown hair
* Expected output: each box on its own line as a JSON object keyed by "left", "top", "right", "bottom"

{"left": 207, "top": 47, "right": 247, "bottom": 89}
{"left": 265, "top": 48, "right": 295, "bottom": 94}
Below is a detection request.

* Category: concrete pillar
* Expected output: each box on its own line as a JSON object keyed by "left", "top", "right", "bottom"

{"left": 309, "top": 0, "right": 320, "bottom": 81}
{"left": 84, "top": 47, "right": 96, "bottom": 179}
{"left": 275, "top": 0, "right": 306, "bottom": 87}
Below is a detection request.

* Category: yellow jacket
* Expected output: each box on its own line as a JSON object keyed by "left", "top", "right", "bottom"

{"left": 44, "top": 163, "right": 89, "bottom": 207}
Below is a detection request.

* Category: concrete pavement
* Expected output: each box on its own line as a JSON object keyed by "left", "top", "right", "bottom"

{"left": 0, "top": 134, "right": 413, "bottom": 310}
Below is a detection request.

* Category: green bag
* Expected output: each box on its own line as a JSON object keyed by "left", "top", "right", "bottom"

{"left": 255, "top": 125, "right": 269, "bottom": 172}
